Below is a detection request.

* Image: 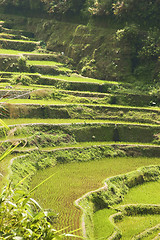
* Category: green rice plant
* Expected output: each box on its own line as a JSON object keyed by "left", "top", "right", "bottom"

{"left": 2, "top": 118, "right": 159, "bottom": 126}
{"left": 30, "top": 157, "right": 160, "bottom": 233}
{"left": 93, "top": 209, "right": 116, "bottom": 239}
{"left": 3, "top": 98, "right": 160, "bottom": 111}
{"left": 0, "top": 38, "right": 38, "bottom": 43}
{"left": 27, "top": 60, "right": 64, "bottom": 66}
{"left": 118, "top": 180, "right": 160, "bottom": 205}
{"left": 46, "top": 74, "right": 116, "bottom": 84}
{"left": 116, "top": 215, "right": 160, "bottom": 239}
{"left": 0, "top": 49, "right": 40, "bottom": 55}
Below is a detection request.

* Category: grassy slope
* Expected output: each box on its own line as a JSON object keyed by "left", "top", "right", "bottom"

{"left": 0, "top": 17, "right": 160, "bottom": 240}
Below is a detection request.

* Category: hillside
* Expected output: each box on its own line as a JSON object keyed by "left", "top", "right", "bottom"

{"left": 0, "top": 1, "right": 160, "bottom": 239}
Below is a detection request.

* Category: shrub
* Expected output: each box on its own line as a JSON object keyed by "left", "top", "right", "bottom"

{"left": 88, "top": 0, "right": 113, "bottom": 16}
{"left": 31, "top": 89, "right": 52, "bottom": 99}
{"left": 11, "top": 74, "right": 34, "bottom": 86}
{"left": 115, "top": 24, "right": 141, "bottom": 47}
{"left": 138, "top": 28, "right": 160, "bottom": 60}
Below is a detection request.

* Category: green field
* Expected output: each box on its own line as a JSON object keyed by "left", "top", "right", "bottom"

{"left": 120, "top": 180, "right": 160, "bottom": 205}
{"left": 27, "top": 60, "right": 64, "bottom": 66}
{"left": 93, "top": 179, "right": 160, "bottom": 239}
{"left": 52, "top": 74, "right": 117, "bottom": 84}
{"left": 93, "top": 209, "right": 116, "bottom": 239}
{"left": 30, "top": 157, "right": 160, "bottom": 235}
{"left": 117, "top": 215, "right": 160, "bottom": 239}
{"left": 2, "top": 118, "right": 159, "bottom": 127}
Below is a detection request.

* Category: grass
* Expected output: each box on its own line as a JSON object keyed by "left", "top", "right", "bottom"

{"left": 144, "top": 230, "right": 160, "bottom": 240}
{"left": 45, "top": 74, "right": 118, "bottom": 84}
{"left": 27, "top": 60, "right": 64, "bottom": 66}
{"left": 0, "top": 49, "right": 41, "bottom": 55}
{"left": 30, "top": 157, "right": 160, "bottom": 233}
{"left": 2, "top": 118, "right": 159, "bottom": 127}
{"left": 0, "top": 22, "right": 159, "bottom": 239}
{"left": 2, "top": 98, "right": 160, "bottom": 111}
{"left": 93, "top": 179, "right": 160, "bottom": 240}
{"left": 119, "top": 180, "right": 160, "bottom": 205}
{"left": 93, "top": 209, "right": 116, "bottom": 239}
{"left": 13, "top": 141, "right": 160, "bottom": 153}
{"left": 0, "top": 38, "right": 38, "bottom": 43}
{"left": 116, "top": 215, "right": 160, "bottom": 239}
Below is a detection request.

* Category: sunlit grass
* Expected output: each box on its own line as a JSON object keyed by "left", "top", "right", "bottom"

{"left": 46, "top": 74, "right": 116, "bottom": 84}
{"left": 94, "top": 178, "right": 160, "bottom": 239}
{"left": 144, "top": 230, "right": 160, "bottom": 240}
{"left": 119, "top": 180, "right": 160, "bottom": 205}
{"left": 116, "top": 215, "right": 160, "bottom": 239}
{"left": 27, "top": 60, "right": 63, "bottom": 66}
{"left": 0, "top": 49, "right": 40, "bottom": 55}
{"left": 0, "top": 38, "right": 38, "bottom": 43}
{"left": 30, "top": 157, "right": 160, "bottom": 233}
{"left": 2, "top": 118, "right": 159, "bottom": 127}
{"left": 93, "top": 209, "right": 116, "bottom": 239}
{"left": 2, "top": 98, "right": 160, "bottom": 111}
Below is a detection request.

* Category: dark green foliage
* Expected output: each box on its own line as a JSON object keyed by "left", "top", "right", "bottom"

{"left": 113, "top": 0, "right": 160, "bottom": 26}
{"left": 0, "top": 39, "right": 37, "bottom": 52}
{"left": 0, "top": 184, "right": 58, "bottom": 239}
{"left": 11, "top": 74, "right": 34, "bottom": 85}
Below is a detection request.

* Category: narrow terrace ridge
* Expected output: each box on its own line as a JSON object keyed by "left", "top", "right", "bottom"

{"left": 0, "top": 33, "right": 30, "bottom": 40}
{"left": 0, "top": 119, "right": 159, "bottom": 126}
{"left": 0, "top": 52, "right": 67, "bottom": 61}
{"left": 0, "top": 27, "right": 34, "bottom": 38}
{"left": 2, "top": 101, "right": 160, "bottom": 112}
{"left": 12, "top": 144, "right": 160, "bottom": 158}
{"left": 0, "top": 38, "right": 39, "bottom": 51}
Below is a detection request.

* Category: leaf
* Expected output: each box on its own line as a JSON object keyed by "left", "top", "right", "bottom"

{"left": 0, "top": 143, "right": 20, "bottom": 162}
{"left": 0, "top": 119, "right": 9, "bottom": 130}
{"left": 29, "top": 198, "right": 42, "bottom": 210}
{"left": 15, "top": 174, "right": 31, "bottom": 189}
{"left": 33, "top": 211, "right": 45, "bottom": 221}
{"left": 29, "top": 172, "right": 56, "bottom": 194}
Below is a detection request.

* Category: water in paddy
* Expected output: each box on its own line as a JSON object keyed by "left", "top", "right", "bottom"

{"left": 30, "top": 157, "right": 160, "bottom": 236}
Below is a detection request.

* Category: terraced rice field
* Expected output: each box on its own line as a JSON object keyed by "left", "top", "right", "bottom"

{"left": 30, "top": 157, "right": 160, "bottom": 234}
{"left": 93, "top": 180, "right": 160, "bottom": 239}
{"left": 0, "top": 15, "right": 159, "bottom": 239}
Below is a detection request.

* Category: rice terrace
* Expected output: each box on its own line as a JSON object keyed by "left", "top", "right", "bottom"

{"left": 0, "top": 1, "right": 160, "bottom": 239}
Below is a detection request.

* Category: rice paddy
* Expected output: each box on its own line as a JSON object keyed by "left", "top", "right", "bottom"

{"left": 27, "top": 60, "right": 64, "bottom": 66}
{"left": 116, "top": 215, "right": 160, "bottom": 239}
{"left": 2, "top": 118, "right": 159, "bottom": 127}
{"left": 119, "top": 180, "right": 160, "bottom": 205}
{"left": 30, "top": 157, "right": 160, "bottom": 234}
